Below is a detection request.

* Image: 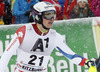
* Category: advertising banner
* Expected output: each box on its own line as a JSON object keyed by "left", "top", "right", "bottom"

{"left": 0, "top": 18, "right": 99, "bottom": 72}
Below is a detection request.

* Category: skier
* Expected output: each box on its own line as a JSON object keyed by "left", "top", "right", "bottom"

{"left": 0, "top": 2, "right": 99, "bottom": 72}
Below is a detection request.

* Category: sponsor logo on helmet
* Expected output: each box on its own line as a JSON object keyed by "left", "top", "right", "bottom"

{"left": 44, "top": 6, "right": 53, "bottom": 9}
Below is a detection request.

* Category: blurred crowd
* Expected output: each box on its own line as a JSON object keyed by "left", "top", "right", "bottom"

{"left": 0, "top": 0, "right": 100, "bottom": 25}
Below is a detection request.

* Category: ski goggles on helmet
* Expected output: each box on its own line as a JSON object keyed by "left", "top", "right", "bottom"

{"left": 42, "top": 10, "right": 56, "bottom": 20}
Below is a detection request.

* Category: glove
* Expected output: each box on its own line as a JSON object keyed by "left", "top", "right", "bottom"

{"left": 85, "top": 58, "right": 100, "bottom": 72}
{"left": 85, "top": 58, "right": 96, "bottom": 68}
{"left": 25, "top": 10, "right": 32, "bottom": 16}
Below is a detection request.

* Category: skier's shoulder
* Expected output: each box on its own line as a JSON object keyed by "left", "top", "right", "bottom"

{"left": 16, "top": 24, "right": 33, "bottom": 32}
{"left": 16, "top": 24, "right": 33, "bottom": 38}
{"left": 49, "top": 29, "right": 56, "bottom": 33}
{"left": 15, "top": 24, "right": 31, "bottom": 44}
{"left": 16, "top": 25, "right": 26, "bottom": 34}
{"left": 50, "top": 29, "right": 63, "bottom": 38}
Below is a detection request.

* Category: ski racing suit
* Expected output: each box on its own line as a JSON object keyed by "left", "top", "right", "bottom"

{"left": 0, "top": 24, "right": 87, "bottom": 72}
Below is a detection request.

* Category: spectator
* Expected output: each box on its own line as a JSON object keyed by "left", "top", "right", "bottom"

{"left": 0, "top": 0, "right": 5, "bottom": 25}
{"left": 58, "top": 0, "right": 65, "bottom": 14}
{"left": 63, "top": 0, "right": 77, "bottom": 19}
{"left": 13, "top": 0, "right": 39, "bottom": 24}
{"left": 43, "top": 0, "right": 63, "bottom": 20}
{"left": 90, "top": 0, "right": 100, "bottom": 16}
{"left": 11, "top": 0, "right": 15, "bottom": 10}
{"left": 6, "top": 0, "right": 11, "bottom": 4}
{"left": 0, "top": 0, "right": 12, "bottom": 25}
{"left": 0, "top": 19, "right": 4, "bottom": 25}
{"left": 39, "top": 0, "right": 43, "bottom": 1}
{"left": 11, "top": 0, "right": 15, "bottom": 24}
{"left": 88, "top": 0, "right": 92, "bottom": 9}
{"left": 69, "top": 0, "right": 94, "bottom": 19}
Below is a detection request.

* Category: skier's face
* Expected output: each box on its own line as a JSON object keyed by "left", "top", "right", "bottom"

{"left": 42, "top": 10, "right": 56, "bottom": 29}
{"left": 78, "top": 1, "right": 87, "bottom": 8}
{"left": 42, "top": 16, "right": 55, "bottom": 29}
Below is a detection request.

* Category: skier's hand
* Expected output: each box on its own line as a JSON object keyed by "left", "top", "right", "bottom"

{"left": 85, "top": 58, "right": 100, "bottom": 72}
{"left": 85, "top": 58, "right": 96, "bottom": 68}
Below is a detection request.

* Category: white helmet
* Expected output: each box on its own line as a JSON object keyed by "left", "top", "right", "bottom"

{"left": 32, "top": 2, "right": 56, "bottom": 29}
{"left": 33, "top": 2, "right": 56, "bottom": 14}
